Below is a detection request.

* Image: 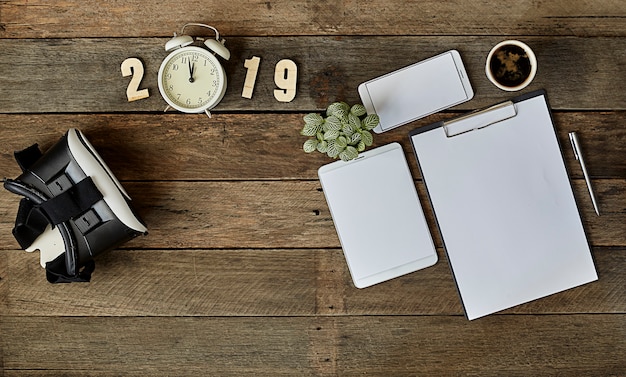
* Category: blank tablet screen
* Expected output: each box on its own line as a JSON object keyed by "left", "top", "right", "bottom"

{"left": 318, "top": 143, "right": 437, "bottom": 288}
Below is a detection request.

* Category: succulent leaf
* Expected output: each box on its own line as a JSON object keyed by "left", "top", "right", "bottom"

{"left": 345, "top": 146, "right": 359, "bottom": 160}
{"left": 342, "top": 121, "right": 355, "bottom": 136}
{"left": 301, "top": 122, "right": 321, "bottom": 136}
{"left": 326, "top": 140, "right": 343, "bottom": 158}
{"left": 361, "top": 130, "right": 374, "bottom": 146}
{"left": 323, "top": 129, "right": 340, "bottom": 140}
{"left": 350, "top": 132, "right": 361, "bottom": 144}
{"left": 303, "top": 139, "right": 318, "bottom": 153}
{"left": 350, "top": 104, "right": 366, "bottom": 117}
{"left": 336, "top": 136, "right": 348, "bottom": 149}
{"left": 333, "top": 108, "right": 348, "bottom": 120}
{"left": 325, "top": 116, "right": 342, "bottom": 131}
{"left": 362, "top": 114, "right": 380, "bottom": 130}
{"left": 338, "top": 146, "right": 358, "bottom": 162}
{"left": 304, "top": 113, "right": 324, "bottom": 126}
{"left": 348, "top": 113, "right": 362, "bottom": 130}
{"left": 326, "top": 102, "right": 340, "bottom": 116}
{"left": 316, "top": 140, "right": 328, "bottom": 153}
{"left": 326, "top": 102, "right": 348, "bottom": 118}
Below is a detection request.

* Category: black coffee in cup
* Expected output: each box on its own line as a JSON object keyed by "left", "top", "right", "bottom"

{"left": 489, "top": 44, "right": 532, "bottom": 88}
{"left": 486, "top": 40, "right": 537, "bottom": 91}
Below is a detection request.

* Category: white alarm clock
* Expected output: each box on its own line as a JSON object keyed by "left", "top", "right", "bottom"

{"left": 158, "top": 23, "right": 231, "bottom": 118}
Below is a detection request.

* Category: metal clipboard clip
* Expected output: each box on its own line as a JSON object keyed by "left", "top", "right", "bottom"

{"left": 443, "top": 101, "right": 517, "bottom": 137}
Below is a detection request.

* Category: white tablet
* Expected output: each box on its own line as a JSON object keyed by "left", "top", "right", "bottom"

{"left": 318, "top": 143, "right": 437, "bottom": 288}
{"left": 359, "top": 50, "right": 474, "bottom": 133}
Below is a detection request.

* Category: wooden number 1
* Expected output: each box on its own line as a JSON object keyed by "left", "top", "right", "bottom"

{"left": 242, "top": 56, "right": 261, "bottom": 99}
{"left": 121, "top": 57, "right": 150, "bottom": 102}
{"left": 240, "top": 57, "right": 298, "bottom": 102}
{"left": 273, "top": 59, "right": 297, "bottom": 102}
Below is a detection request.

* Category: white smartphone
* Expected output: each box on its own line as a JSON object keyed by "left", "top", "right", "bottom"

{"left": 358, "top": 50, "right": 474, "bottom": 133}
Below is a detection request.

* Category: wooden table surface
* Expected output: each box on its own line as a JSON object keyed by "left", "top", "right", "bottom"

{"left": 1, "top": 1, "right": 625, "bottom": 376}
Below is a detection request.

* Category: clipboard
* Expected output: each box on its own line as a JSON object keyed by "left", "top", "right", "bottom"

{"left": 409, "top": 90, "right": 598, "bottom": 320}
{"left": 318, "top": 143, "right": 437, "bottom": 288}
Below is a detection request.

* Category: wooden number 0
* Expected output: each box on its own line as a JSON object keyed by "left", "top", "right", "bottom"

{"left": 273, "top": 59, "right": 297, "bottom": 102}
{"left": 121, "top": 57, "right": 150, "bottom": 102}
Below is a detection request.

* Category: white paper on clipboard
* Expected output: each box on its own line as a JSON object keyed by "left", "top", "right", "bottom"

{"left": 409, "top": 90, "right": 598, "bottom": 320}
{"left": 318, "top": 143, "right": 437, "bottom": 288}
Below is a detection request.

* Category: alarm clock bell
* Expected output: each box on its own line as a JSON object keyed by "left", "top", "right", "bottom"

{"left": 158, "top": 23, "right": 231, "bottom": 118}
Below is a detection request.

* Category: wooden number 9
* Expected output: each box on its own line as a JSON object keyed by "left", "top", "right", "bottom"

{"left": 121, "top": 57, "right": 150, "bottom": 102}
{"left": 273, "top": 59, "right": 297, "bottom": 102}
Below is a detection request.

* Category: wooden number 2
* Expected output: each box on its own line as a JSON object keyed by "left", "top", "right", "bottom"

{"left": 121, "top": 57, "right": 150, "bottom": 102}
{"left": 273, "top": 59, "right": 297, "bottom": 102}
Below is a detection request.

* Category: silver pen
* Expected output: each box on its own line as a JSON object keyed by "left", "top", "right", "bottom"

{"left": 569, "top": 132, "right": 600, "bottom": 216}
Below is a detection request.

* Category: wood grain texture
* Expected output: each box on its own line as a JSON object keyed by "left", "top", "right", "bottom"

{"left": 1, "top": 1, "right": 625, "bottom": 375}
{"left": 1, "top": 0, "right": 625, "bottom": 38}
{"left": 0, "top": 112, "right": 624, "bottom": 181}
{"left": 1, "top": 315, "right": 624, "bottom": 376}
{"left": 0, "top": 248, "right": 623, "bottom": 317}
{"left": 0, "top": 37, "right": 625, "bottom": 113}
{"left": 0, "top": 180, "right": 624, "bottom": 250}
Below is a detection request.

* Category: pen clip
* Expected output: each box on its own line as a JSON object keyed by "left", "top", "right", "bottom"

{"left": 569, "top": 132, "right": 580, "bottom": 161}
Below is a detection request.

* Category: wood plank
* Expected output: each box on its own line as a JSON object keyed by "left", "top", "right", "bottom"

{"left": 0, "top": 246, "right": 6, "bottom": 312}
{"left": 1, "top": 0, "right": 624, "bottom": 38}
{"left": 331, "top": 315, "right": 626, "bottom": 376}
{"left": 1, "top": 247, "right": 623, "bottom": 317}
{"left": 1, "top": 180, "right": 624, "bottom": 250}
{"left": 342, "top": 247, "right": 626, "bottom": 317}
{"left": 2, "top": 249, "right": 318, "bottom": 317}
{"left": 0, "top": 37, "right": 624, "bottom": 113}
{"left": 0, "top": 112, "right": 624, "bottom": 181}
{"left": 1, "top": 315, "right": 624, "bottom": 375}
{"left": 0, "top": 316, "right": 316, "bottom": 376}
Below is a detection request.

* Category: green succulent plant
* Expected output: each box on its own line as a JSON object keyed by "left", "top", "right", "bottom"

{"left": 301, "top": 102, "right": 380, "bottom": 161}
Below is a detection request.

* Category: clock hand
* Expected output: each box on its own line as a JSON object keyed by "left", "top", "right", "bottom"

{"left": 188, "top": 60, "right": 195, "bottom": 83}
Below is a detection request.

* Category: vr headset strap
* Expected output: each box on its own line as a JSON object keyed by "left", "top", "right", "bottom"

{"left": 7, "top": 144, "right": 104, "bottom": 283}
{"left": 46, "top": 254, "right": 95, "bottom": 283}
{"left": 39, "top": 177, "right": 104, "bottom": 226}
{"left": 13, "top": 198, "right": 49, "bottom": 249}
{"left": 11, "top": 144, "right": 48, "bottom": 249}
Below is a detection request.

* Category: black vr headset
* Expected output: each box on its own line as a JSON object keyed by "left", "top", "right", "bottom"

{"left": 3, "top": 129, "right": 147, "bottom": 283}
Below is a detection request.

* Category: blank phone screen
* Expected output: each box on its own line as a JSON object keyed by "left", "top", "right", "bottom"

{"left": 363, "top": 52, "right": 469, "bottom": 131}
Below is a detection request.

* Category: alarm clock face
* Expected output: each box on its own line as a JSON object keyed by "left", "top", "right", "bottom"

{"left": 158, "top": 46, "right": 227, "bottom": 113}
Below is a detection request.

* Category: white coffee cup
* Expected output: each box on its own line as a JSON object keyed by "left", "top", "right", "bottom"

{"left": 486, "top": 40, "right": 537, "bottom": 91}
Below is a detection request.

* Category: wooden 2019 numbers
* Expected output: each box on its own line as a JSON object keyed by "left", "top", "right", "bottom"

{"left": 121, "top": 56, "right": 298, "bottom": 103}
